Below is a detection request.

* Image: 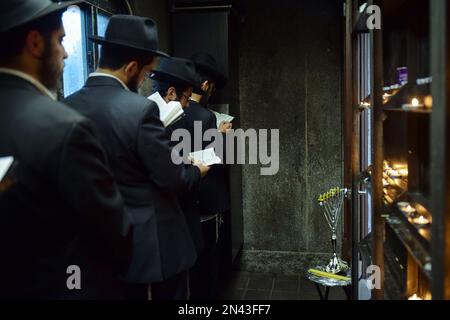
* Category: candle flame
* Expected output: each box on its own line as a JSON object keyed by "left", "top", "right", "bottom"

{"left": 412, "top": 98, "right": 420, "bottom": 107}
{"left": 413, "top": 215, "right": 430, "bottom": 225}
{"left": 403, "top": 205, "right": 416, "bottom": 213}
{"left": 408, "top": 294, "right": 423, "bottom": 300}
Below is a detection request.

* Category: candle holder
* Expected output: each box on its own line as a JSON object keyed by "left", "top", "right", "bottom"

{"left": 317, "top": 187, "right": 350, "bottom": 274}
{"left": 412, "top": 216, "right": 430, "bottom": 227}
{"left": 397, "top": 202, "right": 417, "bottom": 217}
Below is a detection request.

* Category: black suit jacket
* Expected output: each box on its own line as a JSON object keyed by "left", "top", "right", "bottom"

{"left": 64, "top": 76, "right": 200, "bottom": 283}
{"left": 171, "top": 100, "right": 230, "bottom": 217}
{"left": 0, "top": 73, "right": 131, "bottom": 299}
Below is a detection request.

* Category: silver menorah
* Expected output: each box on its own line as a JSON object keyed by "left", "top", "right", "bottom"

{"left": 317, "top": 187, "right": 350, "bottom": 274}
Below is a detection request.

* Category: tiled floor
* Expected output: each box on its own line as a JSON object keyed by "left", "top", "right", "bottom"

{"left": 219, "top": 271, "right": 347, "bottom": 300}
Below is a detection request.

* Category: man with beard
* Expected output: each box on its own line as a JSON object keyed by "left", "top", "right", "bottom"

{"left": 148, "top": 57, "right": 200, "bottom": 130}
{"left": 0, "top": 0, "right": 132, "bottom": 299}
{"left": 149, "top": 57, "right": 205, "bottom": 256}
{"left": 171, "top": 52, "right": 232, "bottom": 299}
{"left": 64, "top": 15, "right": 210, "bottom": 300}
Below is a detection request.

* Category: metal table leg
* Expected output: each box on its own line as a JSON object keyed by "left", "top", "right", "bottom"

{"left": 314, "top": 282, "right": 325, "bottom": 300}
{"left": 314, "top": 283, "right": 331, "bottom": 300}
{"left": 343, "top": 285, "right": 351, "bottom": 300}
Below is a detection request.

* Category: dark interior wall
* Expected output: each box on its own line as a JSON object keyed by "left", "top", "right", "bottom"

{"left": 130, "top": 0, "right": 171, "bottom": 96}
{"left": 238, "top": 0, "right": 344, "bottom": 273}
{"left": 130, "top": 0, "right": 171, "bottom": 53}
{"left": 128, "top": 0, "right": 345, "bottom": 274}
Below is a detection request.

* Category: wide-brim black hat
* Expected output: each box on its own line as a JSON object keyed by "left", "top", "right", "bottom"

{"left": 0, "top": 0, "right": 81, "bottom": 33}
{"left": 190, "top": 52, "right": 227, "bottom": 89}
{"left": 150, "top": 57, "right": 202, "bottom": 90}
{"left": 90, "top": 15, "right": 169, "bottom": 58}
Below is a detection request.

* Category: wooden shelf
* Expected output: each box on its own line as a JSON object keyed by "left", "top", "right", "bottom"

{"left": 409, "top": 192, "right": 431, "bottom": 211}
{"left": 385, "top": 208, "right": 432, "bottom": 280}
{"left": 384, "top": 107, "right": 432, "bottom": 114}
{"left": 346, "top": 0, "right": 450, "bottom": 299}
{"left": 384, "top": 237, "right": 407, "bottom": 299}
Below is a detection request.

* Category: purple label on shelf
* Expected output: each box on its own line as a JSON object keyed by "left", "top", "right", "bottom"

{"left": 397, "top": 67, "right": 408, "bottom": 86}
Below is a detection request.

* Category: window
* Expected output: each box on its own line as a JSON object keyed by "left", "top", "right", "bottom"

{"left": 61, "top": 4, "right": 114, "bottom": 97}
{"left": 62, "top": 5, "right": 87, "bottom": 97}
{"left": 97, "top": 12, "right": 110, "bottom": 37}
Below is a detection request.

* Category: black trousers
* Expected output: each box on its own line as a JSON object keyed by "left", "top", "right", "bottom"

{"left": 124, "top": 283, "right": 148, "bottom": 300}
{"left": 189, "top": 217, "right": 221, "bottom": 300}
{"left": 122, "top": 271, "right": 189, "bottom": 300}
{"left": 151, "top": 270, "right": 189, "bottom": 300}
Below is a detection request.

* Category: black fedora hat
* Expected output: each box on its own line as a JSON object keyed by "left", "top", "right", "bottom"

{"left": 90, "top": 15, "right": 169, "bottom": 57}
{"left": 150, "top": 57, "right": 201, "bottom": 90}
{"left": 190, "top": 52, "right": 227, "bottom": 89}
{"left": 0, "top": 0, "right": 80, "bottom": 33}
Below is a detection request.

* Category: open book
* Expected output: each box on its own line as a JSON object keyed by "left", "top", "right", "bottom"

{"left": 0, "top": 156, "right": 14, "bottom": 182}
{"left": 148, "top": 92, "right": 184, "bottom": 127}
{"left": 188, "top": 148, "right": 222, "bottom": 166}
{"left": 211, "top": 110, "right": 234, "bottom": 128}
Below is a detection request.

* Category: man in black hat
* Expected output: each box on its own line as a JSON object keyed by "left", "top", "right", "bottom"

{"left": 0, "top": 0, "right": 132, "bottom": 299}
{"left": 171, "top": 52, "right": 231, "bottom": 299}
{"left": 150, "top": 57, "right": 201, "bottom": 109}
{"left": 148, "top": 57, "right": 200, "bottom": 129}
{"left": 64, "top": 15, "right": 210, "bottom": 300}
{"left": 149, "top": 57, "right": 205, "bottom": 258}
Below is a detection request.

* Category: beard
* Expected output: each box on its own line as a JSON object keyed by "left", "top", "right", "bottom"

{"left": 128, "top": 73, "right": 140, "bottom": 93}
{"left": 38, "top": 41, "right": 63, "bottom": 92}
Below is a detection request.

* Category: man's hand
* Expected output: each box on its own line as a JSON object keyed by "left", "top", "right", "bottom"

{"left": 192, "top": 159, "right": 210, "bottom": 178}
{"left": 218, "top": 121, "right": 232, "bottom": 133}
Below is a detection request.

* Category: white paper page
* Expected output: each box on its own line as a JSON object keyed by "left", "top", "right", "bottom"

{"left": 148, "top": 92, "right": 186, "bottom": 127}
{"left": 212, "top": 110, "right": 234, "bottom": 128}
{"left": 165, "top": 101, "right": 184, "bottom": 127}
{"left": 148, "top": 92, "right": 171, "bottom": 121}
{"left": 0, "top": 156, "right": 14, "bottom": 181}
{"left": 189, "top": 148, "right": 221, "bottom": 166}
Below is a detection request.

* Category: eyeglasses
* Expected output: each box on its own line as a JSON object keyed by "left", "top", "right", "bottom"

{"left": 174, "top": 92, "right": 190, "bottom": 101}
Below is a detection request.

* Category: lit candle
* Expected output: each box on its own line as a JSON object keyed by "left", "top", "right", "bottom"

{"left": 403, "top": 98, "right": 424, "bottom": 110}
{"left": 389, "top": 169, "right": 400, "bottom": 177}
{"left": 408, "top": 294, "right": 423, "bottom": 300}
{"left": 383, "top": 93, "right": 392, "bottom": 101}
{"left": 402, "top": 205, "right": 416, "bottom": 215}
{"left": 413, "top": 216, "right": 430, "bottom": 226}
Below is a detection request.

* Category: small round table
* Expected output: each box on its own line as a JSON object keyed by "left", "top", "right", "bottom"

{"left": 306, "top": 267, "right": 352, "bottom": 300}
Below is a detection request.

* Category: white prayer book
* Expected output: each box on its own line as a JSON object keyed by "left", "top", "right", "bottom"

{"left": 211, "top": 110, "right": 234, "bottom": 128}
{"left": 148, "top": 92, "right": 184, "bottom": 127}
{"left": 188, "top": 148, "right": 221, "bottom": 166}
{"left": 0, "top": 156, "right": 14, "bottom": 182}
